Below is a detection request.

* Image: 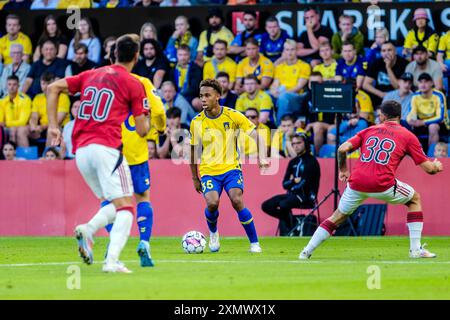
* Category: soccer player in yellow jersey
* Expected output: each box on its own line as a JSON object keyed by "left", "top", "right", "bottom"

{"left": 103, "top": 44, "right": 166, "bottom": 267}
{"left": 407, "top": 73, "right": 449, "bottom": 149}
{"left": 203, "top": 40, "right": 237, "bottom": 89}
{"left": 190, "top": 79, "right": 268, "bottom": 253}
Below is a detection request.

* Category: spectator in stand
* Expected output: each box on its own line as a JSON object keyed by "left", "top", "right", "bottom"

{"left": 262, "top": 132, "right": 320, "bottom": 236}
{"left": 165, "top": 16, "right": 198, "bottom": 66}
{"left": 327, "top": 112, "right": 368, "bottom": 145}
{"left": 216, "top": 72, "right": 238, "bottom": 109}
{"left": 100, "top": 36, "right": 116, "bottom": 67}
{"left": 270, "top": 39, "right": 311, "bottom": 125}
{"left": 65, "top": 43, "right": 96, "bottom": 76}
{"left": 434, "top": 142, "right": 448, "bottom": 158}
{"left": 366, "top": 27, "right": 389, "bottom": 68}
{"left": 437, "top": 28, "right": 450, "bottom": 90}
{"left": 407, "top": 73, "right": 449, "bottom": 150}
{"left": 355, "top": 89, "right": 374, "bottom": 124}
{"left": 2, "top": 0, "right": 31, "bottom": 10}
{"left": 304, "top": 72, "right": 335, "bottom": 155}
{"left": 195, "top": 8, "right": 234, "bottom": 67}
{"left": 382, "top": 72, "right": 414, "bottom": 126}
{"left": 133, "top": 39, "right": 169, "bottom": 89}
{"left": 67, "top": 17, "right": 101, "bottom": 64}
{"left": 23, "top": 39, "right": 68, "bottom": 98}
{"left": 57, "top": 0, "right": 92, "bottom": 8}
{"left": 0, "top": 14, "right": 32, "bottom": 65}
{"left": 0, "top": 75, "right": 32, "bottom": 147}
{"left": 42, "top": 146, "right": 60, "bottom": 160}
{"left": 296, "top": 7, "right": 333, "bottom": 66}
{"left": 29, "top": 72, "right": 70, "bottom": 145}
{"left": 169, "top": 44, "right": 203, "bottom": 112}
{"left": 160, "top": 0, "right": 191, "bottom": 6}
{"left": 148, "top": 139, "right": 158, "bottom": 160}
{"left": 62, "top": 99, "right": 80, "bottom": 159}
{"left": 30, "top": 0, "right": 59, "bottom": 9}
{"left": 259, "top": 16, "right": 290, "bottom": 63}
{"left": 160, "top": 81, "right": 196, "bottom": 127}
{"left": 405, "top": 45, "right": 443, "bottom": 91}
{"left": 235, "top": 37, "right": 274, "bottom": 94}
{"left": 2, "top": 141, "right": 25, "bottom": 161}
{"left": 229, "top": 11, "right": 262, "bottom": 61}
{"left": 33, "top": 15, "right": 68, "bottom": 62}
{"left": 238, "top": 108, "right": 271, "bottom": 158}
{"left": 140, "top": 22, "right": 159, "bottom": 42}
{"left": 157, "top": 107, "right": 190, "bottom": 159}
{"left": 363, "top": 41, "right": 409, "bottom": 108}
{"left": 403, "top": 8, "right": 439, "bottom": 61}
{"left": 0, "top": 44, "right": 30, "bottom": 97}
{"left": 236, "top": 75, "right": 273, "bottom": 126}
{"left": 203, "top": 40, "right": 237, "bottom": 88}
{"left": 271, "top": 114, "right": 297, "bottom": 158}
{"left": 335, "top": 42, "right": 366, "bottom": 89}
{"left": 312, "top": 41, "right": 337, "bottom": 80}
{"left": 134, "top": 0, "right": 162, "bottom": 7}
{"left": 98, "top": 0, "right": 131, "bottom": 7}
{"left": 331, "top": 14, "right": 364, "bottom": 59}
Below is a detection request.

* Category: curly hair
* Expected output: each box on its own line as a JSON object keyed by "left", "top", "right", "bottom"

{"left": 200, "top": 79, "right": 222, "bottom": 95}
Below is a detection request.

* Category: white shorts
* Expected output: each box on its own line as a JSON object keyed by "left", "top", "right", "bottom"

{"left": 75, "top": 144, "right": 133, "bottom": 201}
{"left": 338, "top": 179, "right": 415, "bottom": 215}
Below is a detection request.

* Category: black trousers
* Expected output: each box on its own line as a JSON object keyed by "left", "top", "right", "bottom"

{"left": 261, "top": 194, "right": 307, "bottom": 236}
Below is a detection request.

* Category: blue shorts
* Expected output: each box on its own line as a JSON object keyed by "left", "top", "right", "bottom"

{"left": 129, "top": 161, "right": 150, "bottom": 194}
{"left": 201, "top": 169, "right": 244, "bottom": 196}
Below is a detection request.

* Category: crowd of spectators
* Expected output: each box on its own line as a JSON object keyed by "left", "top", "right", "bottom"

{"left": 0, "top": 4, "right": 449, "bottom": 161}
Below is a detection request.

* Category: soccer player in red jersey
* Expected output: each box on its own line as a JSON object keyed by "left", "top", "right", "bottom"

{"left": 300, "top": 101, "right": 443, "bottom": 259}
{"left": 46, "top": 34, "right": 150, "bottom": 273}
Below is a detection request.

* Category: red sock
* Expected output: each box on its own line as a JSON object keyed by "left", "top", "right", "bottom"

{"left": 320, "top": 219, "right": 337, "bottom": 235}
{"left": 407, "top": 211, "right": 423, "bottom": 223}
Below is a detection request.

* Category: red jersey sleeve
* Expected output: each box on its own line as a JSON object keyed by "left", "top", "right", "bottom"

{"left": 128, "top": 79, "right": 149, "bottom": 117}
{"left": 66, "top": 74, "right": 83, "bottom": 95}
{"left": 347, "top": 130, "right": 364, "bottom": 151}
{"left": 407, "top": 134, "right": 429, "bottom": 165}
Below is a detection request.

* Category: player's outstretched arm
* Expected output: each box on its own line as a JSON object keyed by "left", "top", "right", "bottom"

{"left": 419, "top": 159, "right": 444, "bottom": 175}
{"left": 47, "top": 78, "right": 69, "bottom": 146}
{"left": 337, "top": 141, "right": 354, "bottom": 182}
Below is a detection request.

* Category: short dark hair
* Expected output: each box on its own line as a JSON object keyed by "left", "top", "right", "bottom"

{"left": 41, "top": 39, "right": 57, "bottom": 48}
{"left": 177, "top": 44, "right": 191, "bottom": 53}
{"left": 116, "top": 34, "right": 140, "bottom": 63}
{"left": 44, "top": 147, "right": 60, "bottom": 158}
{"left": 381, "top": 41, "right": 395, "bottom": 48}
{"left": 40, "top": 71, "right": 55, "bottom": 82}
{"left": 244, "top": 74, "right": 260, "bottom": 84}
{"left": 215, "top": 71, "right": 229, "bottom": 81}
{"left": 213, "top": 39, "right": 228, "bottom": 49}
{"left": 244, "top": 37, "right": 259, "bottom": 47}
{"left": 6, "top": 14, "right": 20, "bottom": 23}
{"left": 4, "top": 141, "right": 17, "bottom": 150}
{"left": 7, "top": 75, "right": 19, "bottom": 83}
{"left": 281, "top": 114, "right": 296, "bottom": 123}
{"left": 245, "top": 107, "right": 259, "bottom": 116}
{"left": 310, "top": 71, "right": 323, "bottom": 78}
{"left": 342, "top": 41, "right": 354, "bottom": 49}
{"left": 265, "top": 16, "right": 279, "bottom": 25}
{"left": 243, "top": 10, "right": 257, "bottom": 19}
{"left": 200, "top": 78, "right": 222, "bottom": 95}
{"left": 380, "top": 100, "right": 402, "bottom": 119}
{"left": 74, "top": 43, "right": 88, "bottom": 54}
{"left": 166, "top": 106, "right": 182, "bottom": 119}
{"left": 304, "top": 6, "right": 320, "bottom": 15}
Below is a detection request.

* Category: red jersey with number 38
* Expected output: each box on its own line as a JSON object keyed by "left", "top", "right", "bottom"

{"left": 66, "top": 64, "right": 148, "bottom": 153}
{"left": 347, "top": 121, "right": 428, "bottom": 192}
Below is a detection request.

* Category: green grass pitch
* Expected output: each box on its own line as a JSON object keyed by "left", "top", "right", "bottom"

{"left": 0, "top": 236, "right": 449, "bottom": 299}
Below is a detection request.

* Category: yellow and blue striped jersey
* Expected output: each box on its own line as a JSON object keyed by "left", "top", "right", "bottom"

{"left": 190, "top": 106, "right": 256, "bottom": 177}
{"left": 407, "top": 89, "right": 449, "bottom": 128}
{"left": 122, "top": 74, "right": 166, "bottom": 165}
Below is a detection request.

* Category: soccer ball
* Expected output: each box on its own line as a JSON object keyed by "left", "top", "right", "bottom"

{"left": 182, "top": 231, "right": 207, "bottom": 254}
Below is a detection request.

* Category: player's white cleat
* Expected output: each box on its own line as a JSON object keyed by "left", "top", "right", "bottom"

{"left": 409, "top": 244, "right": 437, "bottom": 258}
{"left": 249, "top": 242, "right": 262, "bottom": 253}
{"left": 102, "top": 262, "right": 133, "bottom": 274}
{"left": 299, "top": 249, "right": 312, "bottom": 260}
{"left": 209, "top": 231, "right": 220, "bottom": 252}
{"left": 74, "top": 224, "right": 94, "bottom": 265}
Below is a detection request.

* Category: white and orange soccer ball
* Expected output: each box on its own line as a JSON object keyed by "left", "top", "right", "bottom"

{"left": 182, "top": 231, "right": 207, "bottom": 254}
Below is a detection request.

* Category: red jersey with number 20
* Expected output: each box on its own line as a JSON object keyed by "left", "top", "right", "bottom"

{"left": 347, "top": 121, "right": 428, "bottom": 193}
{"left": 66, "top": 64, "right": 148, "bottom": 154}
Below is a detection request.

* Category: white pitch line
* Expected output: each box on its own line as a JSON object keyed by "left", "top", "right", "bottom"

{"left": 1, "top": 259, "right": 450, "bottom": 268}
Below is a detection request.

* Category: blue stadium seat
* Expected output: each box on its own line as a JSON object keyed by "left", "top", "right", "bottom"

{"left": 16, "top": 146, "right": 38, "bottom": 160}
{"left": 355, "top": 204, "right": 387, "bottom": 236}
{"left": 318, "top": 144, "right": 336, "bottom": 158}
{"left": 427, "top": 143, "right": 436, "bottom": 157}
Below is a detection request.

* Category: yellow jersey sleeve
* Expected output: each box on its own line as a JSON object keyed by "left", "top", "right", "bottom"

{"left": 21, "top": 32, "right": 32, "bottom": 56}
{"left": 7, "top": 95, "right": 32, "bottom": 127}
{"left": 197, "top": 31, "right": 208, "bottom": 53}
{"left": 236, "top": 59, "right": 245, "bottom": 79}
{"left": 403, "top": 30, "right": 416, "bottom": 50}
{"left": 261, "top": 56, "right": 274, "bottom": 79}
{"left": 0, "top": 101, "right": 4, "bottom": 124}
{"left": 58, "top": 93, "right": 71, "bottom": 127}
{"left": 406, "top": 94, "right": 419, "bottom": 123}
{"left": 203, "top": 61, "right": 214, "bottom": 80}
{"left": 235, "top": 95, "right": 246, "bottom": 113}
{"left": 259, "top": 92, "right": 273, "bottom": 112}
{"left": 438, "top": 32, "right": 450, "bottom": 59}
{"left": 231, "top": 108, "right": 256, "bottom": 134}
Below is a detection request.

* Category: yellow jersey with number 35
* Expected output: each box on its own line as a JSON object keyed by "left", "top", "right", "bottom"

{"left": 190, "top": 107, "right": 256, "bottom": 177}
{"left": 121, "top": 74, "right": 166, "bottom": 165}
